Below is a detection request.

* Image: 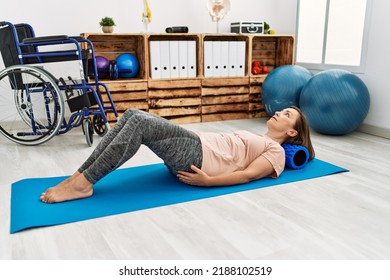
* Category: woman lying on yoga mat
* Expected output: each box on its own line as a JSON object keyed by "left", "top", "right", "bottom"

{"left": 40, "top": 106, "right": 314, "bottom": 203}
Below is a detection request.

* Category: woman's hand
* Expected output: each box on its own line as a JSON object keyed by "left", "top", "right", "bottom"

{"left": 177, "top": 165, "right": 211, "bottom": 187}
{"left": 177, "top": 156, "right": 275, "bottom": 187}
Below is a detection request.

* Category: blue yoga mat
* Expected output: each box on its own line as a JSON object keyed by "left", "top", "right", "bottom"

{"left": 10, "top": 159, "right": 348, "bottom": 233}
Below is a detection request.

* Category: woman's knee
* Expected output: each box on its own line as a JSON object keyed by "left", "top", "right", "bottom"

{"left": 122, "top": 109, "right": 151, "bottom": 124}
{"left": 123, "top": 108, "right": 141, "bottom": 118}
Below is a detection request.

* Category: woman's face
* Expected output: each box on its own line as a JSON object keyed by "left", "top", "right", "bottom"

{"left": 267, "top": 108, "right": 300, "bottom": 135}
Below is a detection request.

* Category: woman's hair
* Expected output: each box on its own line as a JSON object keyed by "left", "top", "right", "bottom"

{"left": 283, "top": 106, "right": 315, "bottom": 160}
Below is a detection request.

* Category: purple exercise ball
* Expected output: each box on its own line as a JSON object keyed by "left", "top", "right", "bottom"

{"left": 95, "top": 56, "right": 110, "bottom": 79}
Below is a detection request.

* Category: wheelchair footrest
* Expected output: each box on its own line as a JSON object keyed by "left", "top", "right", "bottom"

{"left": 67, "top": 90, "right": 101, "bottom": 112}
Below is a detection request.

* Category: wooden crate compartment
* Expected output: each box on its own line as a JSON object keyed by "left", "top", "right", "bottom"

{"left": 166, "top": 115, "right": 202, "bottom": 124}
{"left": 149, "top": 106, "right": 201, "bottom": 124}
{"left": 104, "top": 92, "right": 148, "bottom": 109}
{"left": 99, "top": 80, "right": 148, "bottom": 101}
{"left": 149, "top": 88, "right": 201, "bottom": 108}
{"left": 149, "top": 106, "right": 201, "bottom": 118}
{"left": 202, "top": 94, "right": 249, "bottom": 105}
{"left": 202, "top": 77, "right": 249, "bottom": 87}
{"left": 249, "top": 74, "right": 269, "bottom": 118}
{"left": 148, "top": 78, "right": 201, "bottom": 89}
{"left": 102, "top": 80, "right": 148, "bottom": 92}
{"left": 249, "top": 85, "right": 268, "bottom": 118}
{"left": 202, "top": 112, "right": 249, "bottom": 122}
{"left": 250, "top": 35, "right": 294, "bottom": 77}
{"left": 147, "top": 34, "right": 201, "bottom": 79}
{"left": 201, "top": 85, "right": 249, "bottom": 121}
{"left": 275, "top": 36, "right": 295, "bottom": 66}
{"left": 250, "top": 75, "right": 267, "bottom": 85}
{"left": 98, "top": 80, "right": 148, "bottom": 124}
{"left": 149, "top": 87, "right": 201, "bottom": 124}
{"left": 82, "top": 33, "right": 147, "bottom": 80}
{"left": 202, "top": 34, "right": 250, "bottom": 78}
{"left": 202, "top": 85, "right": 249, "bottom": 96}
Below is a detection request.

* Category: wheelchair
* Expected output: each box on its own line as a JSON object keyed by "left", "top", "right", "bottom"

{"left": 0, "top": 21, "right": 118, "bottom": 146}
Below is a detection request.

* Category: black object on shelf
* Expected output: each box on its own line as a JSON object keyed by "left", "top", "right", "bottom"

{"left": 165, "top": 26, "right": 189, "bottom": 33}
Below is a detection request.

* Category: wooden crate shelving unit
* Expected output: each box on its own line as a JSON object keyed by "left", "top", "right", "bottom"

{"left": 82, "top": 33, "right": 294, "bottom": 124}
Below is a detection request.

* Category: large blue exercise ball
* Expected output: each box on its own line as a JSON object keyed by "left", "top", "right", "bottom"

{"left": 300, "top": 69, "right": 370, "bottom": 135}
{"left": 116, "top": 53, "right": 140, "bottom": 78}
{"left": 262, "top": 65, "right": 312, "bottom": 115}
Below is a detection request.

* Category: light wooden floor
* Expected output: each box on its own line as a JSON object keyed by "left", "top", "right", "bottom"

{"left": 1, "top": 117, "right": 390, "bottom": 260}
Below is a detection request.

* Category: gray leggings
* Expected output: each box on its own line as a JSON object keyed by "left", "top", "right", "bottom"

{"left": 78, "top": 109, "right": 203, "bottom": 184}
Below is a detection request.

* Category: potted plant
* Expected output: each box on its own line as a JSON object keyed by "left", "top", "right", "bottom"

{"left": 264, "top": 22, "right": 270, "bottom": 34}
{"left": 99, "top": 17, "right": 116, "bottom": 33}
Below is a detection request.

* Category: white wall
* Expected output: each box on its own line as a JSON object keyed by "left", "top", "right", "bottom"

{"left": 1, "top": 0, "right": 389, "bottom": 135}
{"left": 274, "top": 0, "right": 298, "bottom": 34}
{"left": 0, "top": 0, "right": 279, "bottom": 68}
{"left": 0, "top": 0, "right": 280, "bottom": 35}
{"left": 358, "top": 0, "right": 390, "bottom": 135}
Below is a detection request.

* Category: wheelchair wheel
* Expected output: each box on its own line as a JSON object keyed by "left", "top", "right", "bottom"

{"left": 82, "top": 117, "right": 94, "bottom": 147}
{"left": 0, "top": 65, "right": 64, "bottom": 145}
{"left": 92, "top": 114, "right": 108, "bottom": 136}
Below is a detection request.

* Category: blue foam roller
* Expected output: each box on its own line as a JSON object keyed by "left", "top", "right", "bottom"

{"left": 282, "top": 144, "right": 309, "bottom": 170}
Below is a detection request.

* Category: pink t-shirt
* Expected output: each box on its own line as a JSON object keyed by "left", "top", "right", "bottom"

{"left": 194, "top": 130, "right": 285, "bottom": 178}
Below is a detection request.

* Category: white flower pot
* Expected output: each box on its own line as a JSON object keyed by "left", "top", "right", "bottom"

{"left": 102, "top": 26, "right": 114, "bottom": 33}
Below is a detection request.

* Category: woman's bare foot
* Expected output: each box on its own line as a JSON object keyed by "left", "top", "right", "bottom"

{"left": 53, "top": 171, "right": 81, "bottom": 188}
{"left": 40, "top": 173, "right": 93, "bottom": 203}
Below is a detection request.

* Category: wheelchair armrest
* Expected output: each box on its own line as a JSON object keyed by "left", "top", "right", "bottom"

{"left": 23, "top": 35, "right": 69, "bottom": 44}
{"left": 69, "top": 36, "right": 84, "bottom": 41}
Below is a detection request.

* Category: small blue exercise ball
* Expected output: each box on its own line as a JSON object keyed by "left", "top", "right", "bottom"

{"left": 116, "top": 53, "right": 140, "bottom": 78}
{"left": 262, "top": 65, "right": 312, "bottom": 116}
{"left": 300, "top": 69, "right": 370, "bottom": 135}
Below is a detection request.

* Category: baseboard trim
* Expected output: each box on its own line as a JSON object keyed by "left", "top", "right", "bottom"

{"left": 358, "top": 123, "right": 390, "bottom": 139}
